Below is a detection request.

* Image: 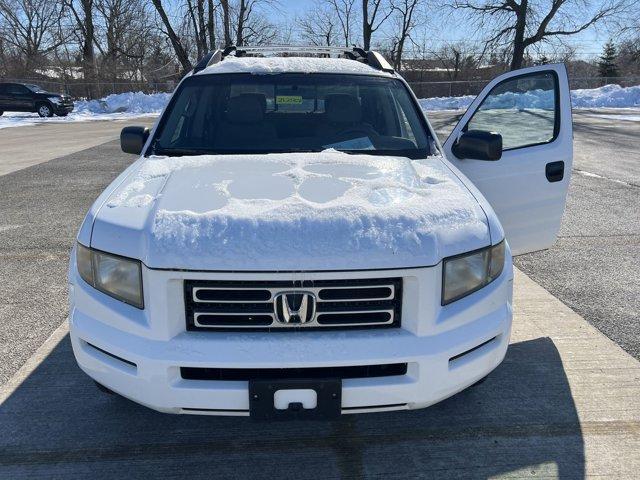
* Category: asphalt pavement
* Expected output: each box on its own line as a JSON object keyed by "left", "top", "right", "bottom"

{"left": 0, "top": 118, "right": 155, "bottom": 176}
{"left": 429, "top": 109, "right": 640, "bottom": 359}
{"left": 0, "top": 114, "right": 639, "bottom": 478}
{"left": 3, "top": 270, "right": 639, "bottom": 478}
{"left": 0, "top": 140, "right": 136, "bottom": 385}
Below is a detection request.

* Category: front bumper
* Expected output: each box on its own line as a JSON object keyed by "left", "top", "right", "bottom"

{"left": 54, "top": 102, "right": 74, "bottom": 114}
{"left": 69, "top": 260, "right": 513, "bottom": 416}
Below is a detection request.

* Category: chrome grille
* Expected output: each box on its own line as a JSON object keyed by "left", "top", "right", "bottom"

{"left": 184, "top": 278, "right": 402, "bottom": 330}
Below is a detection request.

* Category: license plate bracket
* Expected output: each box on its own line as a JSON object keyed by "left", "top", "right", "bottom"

{"left": 249, "top": 378, "right": 342, "bottom": 420}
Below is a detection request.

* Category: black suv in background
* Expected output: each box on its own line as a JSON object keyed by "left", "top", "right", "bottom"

{"left": 0, "top": 82, "right": 74, "bottom": 117}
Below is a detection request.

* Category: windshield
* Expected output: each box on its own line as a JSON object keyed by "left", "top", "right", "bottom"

{"left": 150, "top": 73, "right": 431, "bottom": 158}
{"left": 26, "top": 84, "right": 45, "bottom": 92}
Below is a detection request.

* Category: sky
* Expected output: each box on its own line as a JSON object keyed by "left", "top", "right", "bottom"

{"left": 268, "top": 0, "right": 615, "bottom": 58}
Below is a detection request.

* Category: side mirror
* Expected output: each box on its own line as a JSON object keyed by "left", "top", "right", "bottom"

{"left": 120, "top": 126, "right": 150, "bottom": 155}
{"left": 452, "top": 130, "right": 502, "bottom": 161}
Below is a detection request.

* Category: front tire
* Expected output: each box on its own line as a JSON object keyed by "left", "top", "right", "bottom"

{"left": 0, "top": 111, "right": 3, "bottom": 116}
{"left": 36, "top": 103, "right": 53, "bottom": 118}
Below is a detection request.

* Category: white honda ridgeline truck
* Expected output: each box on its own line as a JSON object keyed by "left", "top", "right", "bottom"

{"left": 69, "top": 46, "right": 572, "bottom": 419}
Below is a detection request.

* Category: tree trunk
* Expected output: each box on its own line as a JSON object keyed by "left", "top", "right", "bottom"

{"left": 196, "top": 0, "right": 208, "bottom": 54}
{"left": 452, "top": 50, "right": 460, "bottom": 81}
{"left": 510, "top": 0, "right": 528, "bottom": 70}
{"left": 186, "top": 0, "right": 203, "bottom": 58}
{"left": 236, "top": 0, "right": 247, "bottom": 46}
{"left": 151, "top": 0, "right": 192, "bottom": 73}
{"left": 207, "top": 0, "right": 216, "bottom": 50}
{"left": 81, "top": 0, "right": 96, "bottom": 98}
{"left": 220, "top": 0, "right": 231, "bottom": 46}
{"left": 362, "top": 0, "right": 371, "bottom": 50}
{"left": 394, "top": 38, "right": 405, "bottom": 71}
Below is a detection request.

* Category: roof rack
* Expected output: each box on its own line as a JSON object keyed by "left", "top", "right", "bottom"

{"left": 191, "top": 45, "right": 394, "bottom": 74}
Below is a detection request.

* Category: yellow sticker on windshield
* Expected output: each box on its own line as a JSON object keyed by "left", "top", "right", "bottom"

{"left": 276, "top": 95, "right": 303, "bottom": 105}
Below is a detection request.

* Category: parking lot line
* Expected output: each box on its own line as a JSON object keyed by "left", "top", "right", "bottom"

{"left": 511, "top": 269, "right": 640, "bottom": 477}
{"left": 0, "top": 321, "right": 69, "bottom": 405}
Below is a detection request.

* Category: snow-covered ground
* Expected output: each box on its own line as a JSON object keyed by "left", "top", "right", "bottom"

{"left": 583, "top": 112, "right": 640, "bottom": 122}
{"left": 0, "top": 92, "right": 170, "bottom": 129}
{"left": 1, "top": 84, "right": 639, "bottom": 130}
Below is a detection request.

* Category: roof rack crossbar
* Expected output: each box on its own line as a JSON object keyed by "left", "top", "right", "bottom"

{"left": 235, "top": 45, "right": 361, "bottom": 57}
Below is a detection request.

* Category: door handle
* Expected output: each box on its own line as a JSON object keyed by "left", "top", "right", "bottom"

{"left": 545, "top": 161, "right": 564, "bottom": 182}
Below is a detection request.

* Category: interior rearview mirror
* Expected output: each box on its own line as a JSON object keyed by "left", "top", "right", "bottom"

{"left": 452, "top": 130, "right": 502, "bottom": 161}
{"left": 120, "top": 126, "right": 150, "bottom": 155}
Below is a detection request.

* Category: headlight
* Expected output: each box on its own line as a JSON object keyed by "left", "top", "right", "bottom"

{"left": 76, "top": 243, "right": 144, "bottom": 308}
{"left": 442, "top": 241, "right": 505, "bottom": 305}
{"left": 48, "top": 96, "right": 62, "bottom": 104}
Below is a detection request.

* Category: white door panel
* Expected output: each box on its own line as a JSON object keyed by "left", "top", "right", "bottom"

{"left": 443, "top": 64, "right": 573, "bottom": 255}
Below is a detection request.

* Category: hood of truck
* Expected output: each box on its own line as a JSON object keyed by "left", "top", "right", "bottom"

{"left": 89, "top": 152, "right": 490, "bottom": 271}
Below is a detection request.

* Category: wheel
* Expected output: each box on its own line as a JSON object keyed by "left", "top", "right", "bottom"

{"left": 36, "top": 103, "right": 53, "bottom": 118}
{"left": 94, "top": 380, "right": 115, "bottom": 395}
{"left": 0, "top": 111, "right": 3, "bottom": 116}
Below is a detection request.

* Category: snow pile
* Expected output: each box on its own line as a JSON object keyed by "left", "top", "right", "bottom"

{"left": 103, "top": 152, "right": 488, "bottom": 270}
{"left": 74, "top": 91, "right": 171, "bottom": 115}
{"left": 418, "top": 95, "right": 476, "bottom": 111}
{"left": 419, "top": 84, "right": 640, "bottom": 111}
{"left": 570, "top": 84, "right": 640, "bottom": 108}
{"left": 0, "top": 90, "right": 169, "bottom": 129}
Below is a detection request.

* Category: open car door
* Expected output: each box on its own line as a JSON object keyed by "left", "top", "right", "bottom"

{"left": 443, "top": 63, "right": 572, "bottom": 255}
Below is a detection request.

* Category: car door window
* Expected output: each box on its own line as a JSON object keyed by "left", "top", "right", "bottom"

{"left": 466, "top": 72, "right": 558, "bottom": 150}
{"left": 7, "top": 84, "right": 29, "bottom": 95}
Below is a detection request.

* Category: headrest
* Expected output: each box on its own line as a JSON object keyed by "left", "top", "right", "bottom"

{"left": 226, "top": 93, "right": 266, "bottom": 124}
{"left": 325, "top": 94, "right": 362, "bottom": 123}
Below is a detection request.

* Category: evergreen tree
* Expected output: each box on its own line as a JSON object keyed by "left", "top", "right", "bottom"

{"left": 598, "top": 41, "right": 620, "bottom": 79}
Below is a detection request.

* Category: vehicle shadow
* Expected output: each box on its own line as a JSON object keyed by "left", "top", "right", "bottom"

{"left": 0, "top": 336, "right": 584, "bottom": 479}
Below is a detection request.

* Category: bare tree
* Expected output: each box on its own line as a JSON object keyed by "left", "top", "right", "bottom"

{"left": 388, "top": 0, "right": 421, "bottom": 71}
{"left": 95, "top": 0, "right": 153, "bottom": 81}
{"left": 362, "top": 0, "right": 392, "bottom": 50}
{"left": 617, "top": 37, "right": 640, "bottom": 76}
{"left": 186, "top": 0, "right": 208, "bottom": 58}
{"left": 150, "top": 0, "right": 192, "bottom": 73}
{"left": 0, "top": 0, "right": 66, "bottom": 73}
{"left": 220, "top": 0, "right": 231, "bottom": 46}
{"left": 64, "top": 0, "right": 97, "bottom": 96}
{"left": 207, "top": 0, "right": 217, "bottom": 50}
{"left": 328, "top": 0, "right": 358, "bottom": 47}
{"left": 431, "top": 42, "right": 480, "bottom": 80}
{"left": 299, "top": 0, "right": 339, "bottom": 46}
{"left": 233, "top": 0, "right": 277, "bottom": 46}
{"left": 451, "top": 0, "right": 628, "bottom": 70}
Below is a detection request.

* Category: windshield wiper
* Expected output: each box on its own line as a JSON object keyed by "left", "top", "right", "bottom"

{"left": 152, "top": 147, "right": 212, "bottom": 157}
{"left": 336, "top": 148, "right": 428, "bottom": 159}
{"left": 151, "top": 146, "right": 325, "bottom": 156}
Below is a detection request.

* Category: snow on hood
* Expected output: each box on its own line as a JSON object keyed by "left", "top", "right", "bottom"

{"left": 90, "top": 152, "right": 489, "bottom": 271}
